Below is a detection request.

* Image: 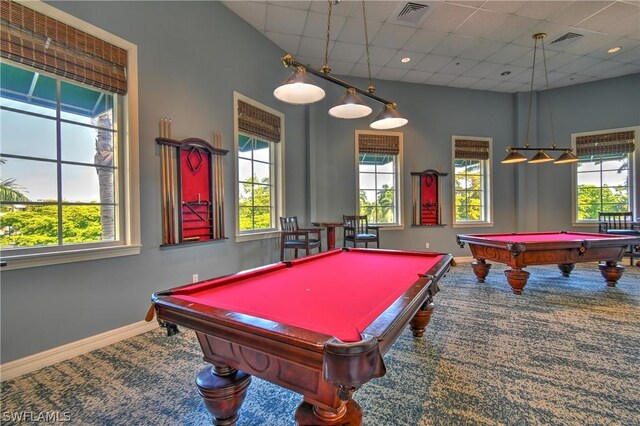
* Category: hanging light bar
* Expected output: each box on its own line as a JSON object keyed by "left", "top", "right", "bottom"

{"left": 274, "top": 0, "right": 407, "bottom": 130}
{"left": 502, "top": 33, "right": 577, "bottom": 165}
{"left": 501, "top": 145, "right": 579, "bottom": 164}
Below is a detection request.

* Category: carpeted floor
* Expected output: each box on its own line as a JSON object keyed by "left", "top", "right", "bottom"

{"left": 2, "top": 262, "right": 639, "bottom": 425}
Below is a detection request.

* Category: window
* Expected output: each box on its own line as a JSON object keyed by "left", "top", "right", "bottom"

{"left": 234, "top": 93, "right": 284, "bottom": 240}
{"left": 0, "top": 1, "right": 140, "bottom": 269}
{"left": 573, "top": 127, "right": 637, "bottom": 223}
{"left": 452, "top": 136, "right": 492, "bottom": 226}
{"left": 355, "top": 130, "right": 403, "bottom": 226}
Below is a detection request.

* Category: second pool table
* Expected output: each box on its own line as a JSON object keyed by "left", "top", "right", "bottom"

{"left": 150, "top": 247, "right": 453, "bottom": 425}
{"left": 457, "top": 231, "right": 640, "bottom": 294}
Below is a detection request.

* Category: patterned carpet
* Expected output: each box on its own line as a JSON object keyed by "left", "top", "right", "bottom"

{"left": 2, "top": 262, "right": 639, "bottom": 426}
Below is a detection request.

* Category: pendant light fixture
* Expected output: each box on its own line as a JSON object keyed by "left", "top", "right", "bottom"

{"left": 273, "top": 0, "right": 408, "bottom": 130}
{"left": 501, "top": 33, "right": 578, "bottom": 165}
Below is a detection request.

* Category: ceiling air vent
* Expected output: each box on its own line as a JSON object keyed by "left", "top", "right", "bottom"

{"left": 550, "top": 32, "right": 583, "bottom": 45}
{"left": 388, "top": 2, "right": 433, "bottom": 27}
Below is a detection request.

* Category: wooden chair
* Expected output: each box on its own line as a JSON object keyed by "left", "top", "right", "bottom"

{"left": 598, "top": 212, "right": 639, "bottom": 266}
{"left": 280, "top": 216, "right": 322, "bottom": 261}
{"left": 343, "top": 215, "right": 380, "bottom": 248}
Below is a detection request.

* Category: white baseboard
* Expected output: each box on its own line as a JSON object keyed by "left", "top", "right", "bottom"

{"left": 0, "top": 320, "right": 158, "bottom": 382}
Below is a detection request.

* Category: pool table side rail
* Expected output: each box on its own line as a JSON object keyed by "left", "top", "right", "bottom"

{"left": 456, "top": 232, "right": 640, "bottom": 252}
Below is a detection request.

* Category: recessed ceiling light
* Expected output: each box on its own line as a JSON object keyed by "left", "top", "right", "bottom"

{"left": 500, "top": 71, "right": 511, "bottom": 76}
{"left": 607, "top": 46, "right": 621, "bottom": 53}
{"left": 401, "top": 57, "right": 411, "bottom": 63}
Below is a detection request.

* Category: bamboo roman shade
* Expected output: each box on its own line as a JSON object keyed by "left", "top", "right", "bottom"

{"left": 454, "top": 139, "right": 490, "bottom": 160}
{"left": 0, "top": 0, "right": 128, "bottom": 94}
{"left": 237, "top": 100, "right": 281, "bottom": 143}
{"left": 358, "top": 133, "right": 400, "bottom": 155}
{"left": 575, "top": 131, "right": 635, "bottom": 157}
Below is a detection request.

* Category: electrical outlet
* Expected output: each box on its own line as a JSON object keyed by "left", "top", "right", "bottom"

{"left": 192, "top": 274, "right": 199, "bottom": 283}
{"left": 425, "top": 242, "right": 430, "bottom": 249}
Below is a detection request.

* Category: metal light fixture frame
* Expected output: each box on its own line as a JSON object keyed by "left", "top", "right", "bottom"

{"left": 501, "top": 33, "right": 578, "bottom": 165}
{"left": 274, "top": 0, "right": 407, "bottom": 130}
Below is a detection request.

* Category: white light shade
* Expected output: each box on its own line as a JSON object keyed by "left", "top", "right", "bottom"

{"left": 273, "top": 66, "right": 325, "bottom": 105}
{"left": 328, "top": 88, "right": 372, "bottom": 119}
{"left": 370, "top": 104, "right": 408, "bottom": 130}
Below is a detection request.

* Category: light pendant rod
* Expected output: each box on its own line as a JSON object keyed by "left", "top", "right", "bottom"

{"left": 281, "top": 54, "right": 394, "bottom": 107}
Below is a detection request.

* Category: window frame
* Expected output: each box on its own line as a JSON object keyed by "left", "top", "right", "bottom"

{"left": 354, "top": 130, "right": 404, "bottom": 229}
{"left": 571, "top": 126, "right": 638, "bottom": 226}
{"left": 233, "top": 92, "right": 284, "bottom": 242}
{"left": 451, "top": 135, "right": 493, "bottom": 228}
{"left": 0, "top": 1, "right": 140, "bottom": 271}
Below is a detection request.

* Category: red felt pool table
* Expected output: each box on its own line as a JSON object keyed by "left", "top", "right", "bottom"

{"left": 456, "top": 231, "right": 640, "bottom": 294}
{"left": 150, "top": 248, "right": 452, "bottom": 425}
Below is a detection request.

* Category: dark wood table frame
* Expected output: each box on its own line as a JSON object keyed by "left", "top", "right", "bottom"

{"left": 312, "top": 221, "right": 344, "bottom": 250}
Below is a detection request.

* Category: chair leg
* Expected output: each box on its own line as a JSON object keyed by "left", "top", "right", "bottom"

{"left": 294, "top": 249, "right": 299, "bottom": 259}
{"left": 306, "top": 247, "right": 310, "bottom": 257}
{"left": 280, "top": 247, "right": 285, "bottom": 262}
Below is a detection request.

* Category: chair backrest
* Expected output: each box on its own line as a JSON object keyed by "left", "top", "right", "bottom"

{"left": 343, "top": 215, "right": 369, "bottom": 234}
{"left": 280, "top": 216, "right": 300, "bottom": 232}
{"left": 598, "top": 212, "right": 634, "bottom": 231}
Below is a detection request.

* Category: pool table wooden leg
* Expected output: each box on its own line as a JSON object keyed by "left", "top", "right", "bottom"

{"left": 196, "top": 364, "right": 251, "bottom": 426}
{"left": 471, "top": 260, "right": 491, "bottom": 283}
{"left": 558, "top": 263, "right": 575, "bottom": 277}
{"left": 598, "top": 261, "right": 625, "bottom": 287}
{"left": 503, "top": 268, "right": 530, "bottom": 295}
{"left": 295, "top": 399, "right": 362, "bottom": 426}
{"left": 410, "top": 301, "right": 435, "bottom": 337}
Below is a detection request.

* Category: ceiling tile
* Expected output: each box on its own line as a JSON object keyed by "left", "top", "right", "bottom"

{"left": 223, "top": 1, "right": 267, "bottom": 31}
{"left": 414, "top": 54, "right": 455, "bottom": 72}
{"left": 449, "top": 75, "right": 482, "bottom": 88}
{"left": 264, "top": 32, "right": 301, "bottom": 55}
{"left": 427, "top": 73, "right": 459, "bottom": 85}
{"left": 431, "top": 33, "right": 479, "bottom": 56}
{"left": 465, "top": 61, "right": 506, "bottom": 78}
{"left": 601, "top": 12, "right": 640, "bottom": 37}
{"left": 330, "top": 41, "right": 366, "bottom": 63}
{"left": 575, "top": 1, "right": 639, "bottom": 32}
{"left": 347, "top": 1, "right": 398, "bottom": 23}
{"left": 482, "top": 1, "right": 528, "bottom": 14}
{"left": 578, "top": 59, "right": 626, "bottom": 77}
{"left": 514, "top": 1, "right": 570, "bottom": 20}
{"left": 388, "top": 50, "right": 427, "bottom": 68}
{"left": 310, "top": 1, "right": 354, "bottom": 16}
{"left": 350, "top": 62, "right": 383, "bottom": 79}
{"left": 491, "top": 80, "right": 529, "bottom": 92}
{"left": 556, "top": 56, "right": 604, "bottom": 74}
{"left": 421, "top": 2, "right": 477, "bottom": 33}
{"left": 446, "top": 1, "right": 487, "bottom": 8}
{"left": 375, "top": 67, "right": 409, "bottom": 81}
{"left": 276, "top": 1, "right": 312, "bottom": 11}
{"left": 484, "top": 14, "right": 538, "bottom": 43}
{"left": 402, "top": 29, "right": 447, "bottom": 53}
{"left": 298, "top": 37, "right": 333, "bottom": 61}
{"left": 266, "top": 4, "right": 308, "bottom": 36}
{"left": 359, "top": 45, "right": 399, "bottom": 66}
{"left": 458, "top": 38, "right": 507, "bottom": 60}
{"left": 544, "top": 52, "right": 582, "bottom": 71}
{"left": 596, "top": 63, "right": 640, "bottom": 78}
{"left": 439, "top": 58, "right": 479, "bottom": 74}
{"left": 454, "top": 9, "right": 509, "bottom": 38}
{"left": 468, "top": 78, "right": 502, "bottom": 90}
{"left": 371, "top": 23, "right": 417, "bottom": 49}
{"left": 609, "top": 45, "right": 640, "bottom": 63}
{"left": 335, "top": 17, "right": 382, "bottom": 45}
{"left": 302, "top": 11, "right": 346, "bottom": 40}
{"left": 553, "top": 73, "right": 597, "bottom": 87}
{"left": 485, "top": 43, "right": 531, "bottom": 64}
{"left": 401, "top": 70, "right": 434, "bottom": 83}
{"left": 546, "top": 1, "right": 614, "bottom": 26}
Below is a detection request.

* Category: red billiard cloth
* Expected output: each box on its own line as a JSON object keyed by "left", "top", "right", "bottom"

{"left": 172, "top": 250, "right": 444, "bottom": 342}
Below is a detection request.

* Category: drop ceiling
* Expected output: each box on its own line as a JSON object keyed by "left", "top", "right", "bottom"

{"left": 222, "top": 0, "right": 640, "bottom": 92}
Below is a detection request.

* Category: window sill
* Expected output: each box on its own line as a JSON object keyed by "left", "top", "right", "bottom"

{"left": 452, "top": 222, "right": 494, "bottom": 228}
{"left": 235, "top": 231, "right": 280, "bottom": 243}
{"left": 376, "top": 225, "right": 405, "bottom": 231}
{"left": 1, "top": 244, "right": 142, "bottom": 271}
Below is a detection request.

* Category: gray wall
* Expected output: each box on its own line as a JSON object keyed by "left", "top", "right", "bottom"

{"left": 2, "top": 1, "right": 639, "bottom": 363}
